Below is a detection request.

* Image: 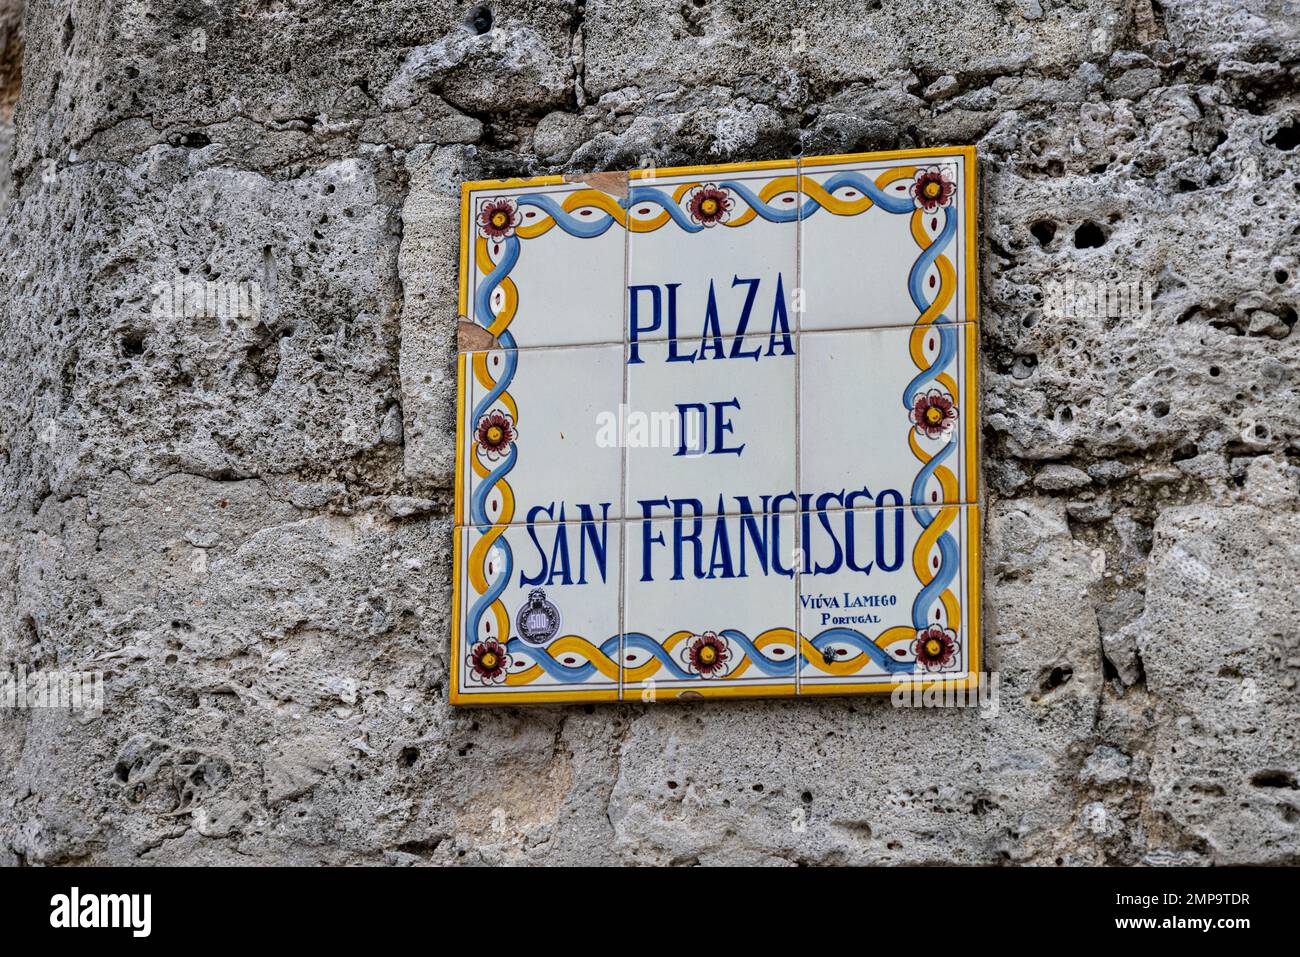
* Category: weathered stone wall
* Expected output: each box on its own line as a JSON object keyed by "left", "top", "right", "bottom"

{"left": 0, "top": 0, "right": 1296, "bottom": 865}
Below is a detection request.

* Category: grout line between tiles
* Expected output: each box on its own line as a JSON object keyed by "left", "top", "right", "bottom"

{"left": 459, "top": 319, "right": 981, "bottom": 357}
{"left": 458, "top": 336, "right": 625, "bottom": 355}
{"left": 794, "top": 155, "right": 804, "bottom": 697}
{"left": 794, "top": 18, "right": 815, "bottom": 698}
{"left": 618, "top": 192, "right": 631, "bottom": 703}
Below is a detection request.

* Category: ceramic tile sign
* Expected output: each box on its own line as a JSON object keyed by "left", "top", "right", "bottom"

{"left": 451, "top": 147, "right": 981, "bottom": 705}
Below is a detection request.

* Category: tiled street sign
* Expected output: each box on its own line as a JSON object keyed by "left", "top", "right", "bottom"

{"left": 452, "top": 148, "right": 981, "bottom": 705}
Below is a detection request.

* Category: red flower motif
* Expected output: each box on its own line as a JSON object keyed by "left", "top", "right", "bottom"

{"left": 467, "top": 638, "right": 512, "bottom": 685}
{"left": 475, "top": 409, "right": 516, "bottom": 461}
{"left": 685, "top": 184, "right": 734, "bottom": 227}
{"left": 679, "top": 631, "right": 732, "bottom": 678}
{"left": 909, "top": 388, "right": 957, "bottom": 440}
{"left": 911, "top": 624, "right": 960, "bottom": 672}
{"left": 477, "top": 197, "right": 519, "bottom": 239}
{"left": 910, "top": 166, "right": 956, "bottom": 212}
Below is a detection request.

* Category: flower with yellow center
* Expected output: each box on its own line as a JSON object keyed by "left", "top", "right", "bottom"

{"left": 910, "top": 388, "right": 958, "bottom": 441}
{"left": 477, "top": 197, "right": 519, "bottom": 239}
{"left": 685, "top": 184, "right": 733, "bottom": 228}
{"left": 910, "top": 624, "right": 961, "bottom": 673}
{"left": 680, "top": 631, "right": 732, "bottom": 678}
{"left": 467, "top": 638, "right": 512, "bottom": 684}
{"left": 910, "top": 166, "right": 956, "bottom": 213}
{"left": 474, "top": 409, "right": 517, "bottom": 462}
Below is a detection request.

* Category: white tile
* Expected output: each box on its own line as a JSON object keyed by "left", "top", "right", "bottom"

{"left": 453, "top": 520, "right": 622, "bottom": 704}
{"left": 798, "top": 504, "right": 979, "bottom": 691}
{"left": 800, "top": 323, "right": 977, "bottom": 509}
{"left": 799, "top": 150, "right": 972, "bottom": 332}
{"left": 461, "top": 342, "right": 623, "bottom": 526}
{"left": 622, "top": 512, "right": 798, "bottom": 699}
{"left": 626, "top": 333, "right": 796, "bottom": 518}
{"left": 464, "top": 181, "right": 625, "bottom": 348}
{"left": 626, "top": 163, "right": 799, "bottom": 349}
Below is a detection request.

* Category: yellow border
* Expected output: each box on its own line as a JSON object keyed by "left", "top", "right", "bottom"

{"left": 966, "top": 150, "right": 981, "bottom": 502}
{"left": 965, "top": 321, "right": 979, "bottom": 503}
{"left": 963, "top": 145, "right": 979, "bottom": 328}
{"left": 624, "top": 683, "right": 798, "bottom": 703}
{"left": 457, "top": 183, "right": 472, "bottom": 320}
{"left": 450, "top": 525, "right": 462, "bottom": 701}
{"left": 461, "top": 174, "right": 567, "bottom": 192}
{"left": 629, "top": 157, "right": 798, "bottom": 180}
{"left": 453, "top": 686, "right": 620, "bottom": 707}
{"left": 799, "top": 145, "right": 975, "bottom": 169}
{"left": 454, "top": 353, "right": 466, "bottom": 527}
{"left": 451, "top": 148, "right": 982, "bottom": 706}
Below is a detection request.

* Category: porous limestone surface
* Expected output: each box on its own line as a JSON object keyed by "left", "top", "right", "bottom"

{"left": 0, "top": 0, "right": 1296, "bottom": 864}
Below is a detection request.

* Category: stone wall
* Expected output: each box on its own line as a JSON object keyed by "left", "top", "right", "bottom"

{"left": 0, "top": 0, "right": 1296, "bottom": 865}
